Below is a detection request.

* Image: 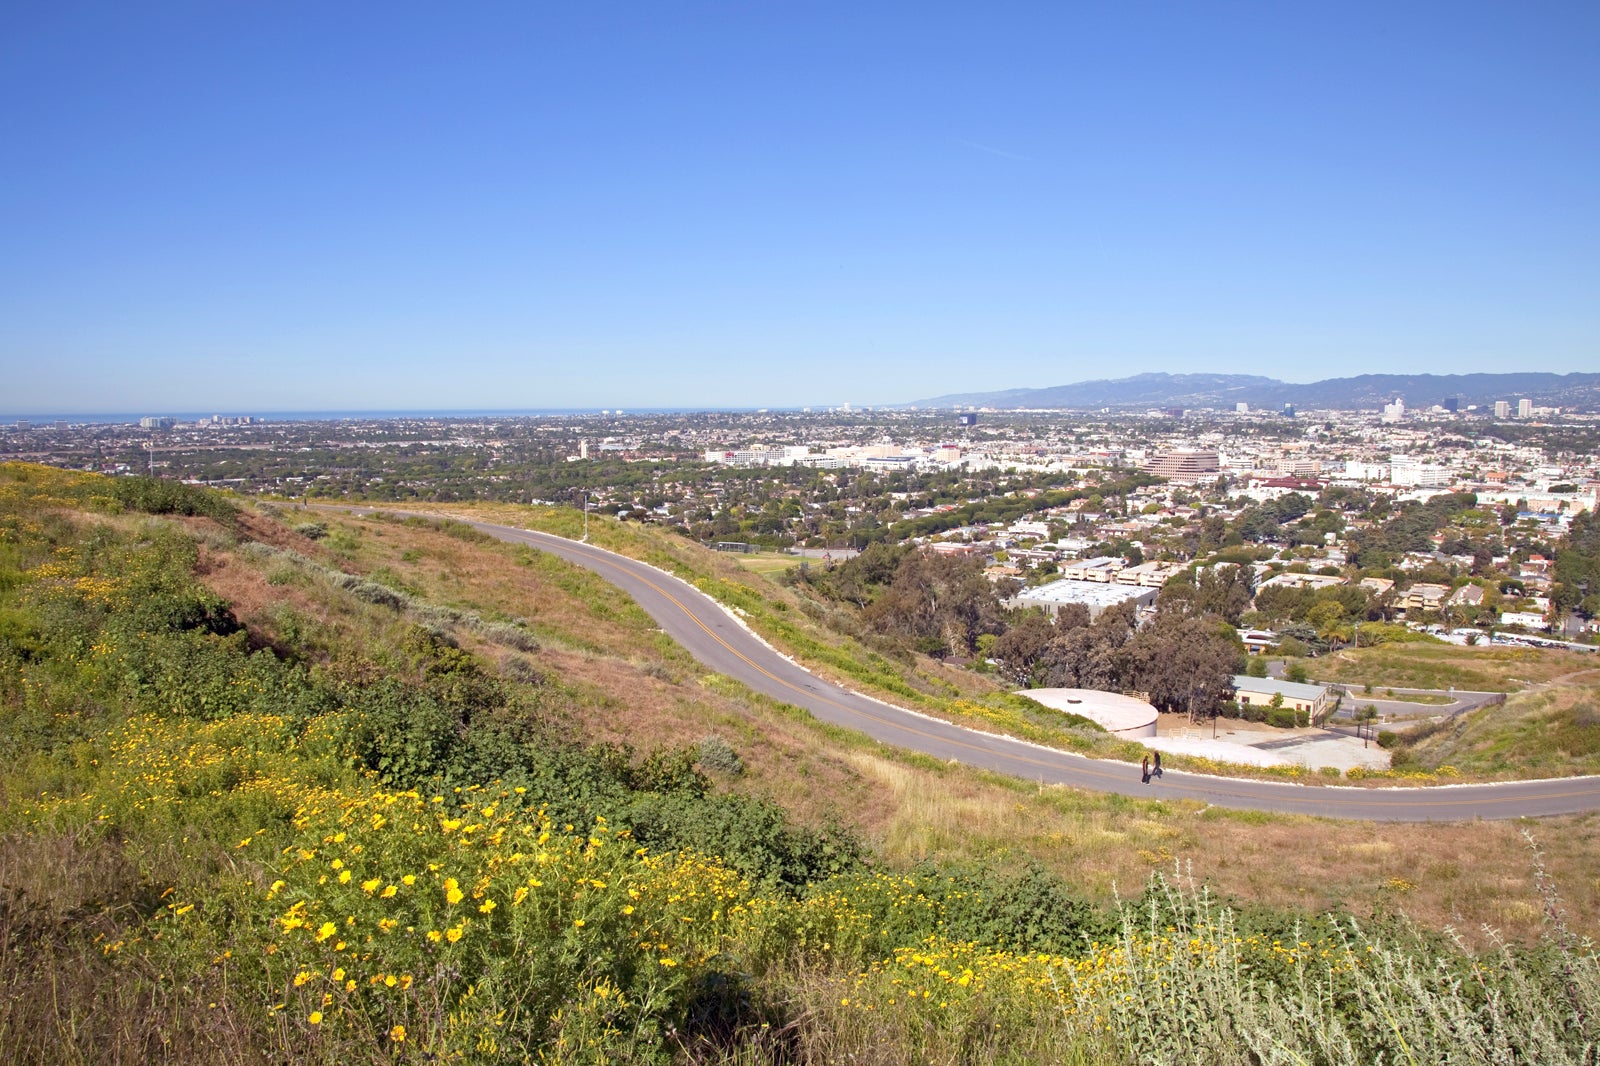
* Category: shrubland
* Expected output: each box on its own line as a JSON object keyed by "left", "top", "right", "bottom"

{"left": 2, "top": 463, "right": 1599, "bottom": 1063}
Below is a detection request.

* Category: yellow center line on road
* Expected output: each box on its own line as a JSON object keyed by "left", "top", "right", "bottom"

{"left": 514, "top": 531, "right": 1600, "bottom": 813}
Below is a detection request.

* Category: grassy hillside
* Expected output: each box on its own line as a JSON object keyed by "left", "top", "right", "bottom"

{"left": 1388, "top": 676, "right": 1600, "bottom": 778}
{"left": 276, "top": 498, "right": 1600, "bottom": 928}
{"left": 4, "top": 464, "right": 1600, "bottom": 1064}
{"left": 1303, "top": 643, "right": 1593, "bottom": 693}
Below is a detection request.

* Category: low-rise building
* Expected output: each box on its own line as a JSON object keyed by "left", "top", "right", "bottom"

{"left": 1231, "top": 676, "right": 1332, "bottom": 720}
{"left": 1258, "top": 572, "right": 1347, "bottom": 592}
{"left": 1060, "top": 556, "right": 1125, "bottom": 582}
{"left": 1395, "top": 583, "right": 1450, "bottom": 612}
{"left": 1010, "top": 579, "right": 1157, "bottom": 621}
{"left": 1114, "top": 560, "right": 1185, "bottom": 587}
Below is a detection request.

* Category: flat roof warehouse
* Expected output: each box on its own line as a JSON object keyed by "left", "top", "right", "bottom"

{"left": 1008, "top": 578, "right": 1156, "bottom": 620}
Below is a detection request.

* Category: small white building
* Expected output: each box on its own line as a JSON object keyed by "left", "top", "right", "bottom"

{"left": 1231, "top": 676, "right": 1332, "bottom": 719}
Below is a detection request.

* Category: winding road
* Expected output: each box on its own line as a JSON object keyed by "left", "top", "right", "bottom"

{"left": 407, "top": 514, "right": 1600, "bottom": 822}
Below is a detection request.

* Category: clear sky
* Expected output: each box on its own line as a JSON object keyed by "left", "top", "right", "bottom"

{"left": 3, "top": 2, "right": 1596, "bottom": 413}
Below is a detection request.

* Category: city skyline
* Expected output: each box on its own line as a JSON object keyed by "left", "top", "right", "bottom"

{"left": 3, "top": 3, "right": 1597, "bottom": 412}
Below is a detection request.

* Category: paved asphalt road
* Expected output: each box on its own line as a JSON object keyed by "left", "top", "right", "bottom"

{"left": 1267, "top": 661, "right": 1502, "bottom": 720}
{"left": 377, "top": 513, "right": 1600, "bottom": 822}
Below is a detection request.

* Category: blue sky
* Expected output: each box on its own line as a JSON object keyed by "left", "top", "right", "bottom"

{"left": 3, "top": 2, "right": 1596, "bottom": 413}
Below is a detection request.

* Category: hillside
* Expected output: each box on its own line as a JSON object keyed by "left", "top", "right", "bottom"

{"left": 914, "top": 370, "right": 1600, "bottom": 411}
{"left": 3, "top": 464, "right": 1600, "bottom": 1063}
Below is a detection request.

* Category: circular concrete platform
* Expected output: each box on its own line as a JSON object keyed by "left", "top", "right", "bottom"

{"left": 1023, "top": 687, "right": 1159, "bottom": 738}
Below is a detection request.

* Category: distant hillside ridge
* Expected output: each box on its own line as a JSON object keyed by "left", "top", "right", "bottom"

{"left": 911, "top": 371, "right": 1600, "bottom": 411}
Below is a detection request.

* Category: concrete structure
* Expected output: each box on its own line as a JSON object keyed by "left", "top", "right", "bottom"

{"left": 1010, "top": 578, "right": 1157, "bottom": 620}
{"left": 1518, "top": 398, "right": 1534, "bottom": 419}
{"left": 1232, "top": 676, "right": 1332, "bottom": 719}
{"left": 1495, "top": 400, "right": 1511, "bottom": 419}
{"left": 1023, "top": 688, "right": 1159, "bottom": 738}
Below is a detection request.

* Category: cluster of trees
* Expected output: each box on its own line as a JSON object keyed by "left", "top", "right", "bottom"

{"left": 799, "top": 541, "right": 1246, "bottom": 719}
{"left": 795, "top": 543, "right": 1012, "bottom": 657}
{"left": 989, "top": 602, "right": 1244, "bottom": 720}
{"left": 1554, "top": 510, "right": 1600, "bottom": 619}
{"left": 1156, "top": 563, "right": 1256, "bottom": 624}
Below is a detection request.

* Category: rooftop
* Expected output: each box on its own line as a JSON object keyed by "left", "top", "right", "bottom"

{"left": 1014, "top": 578, "right": 1154, "bottom": 609}
{"left": 1232, "top": 675, "right": 1328, "bottom": 701}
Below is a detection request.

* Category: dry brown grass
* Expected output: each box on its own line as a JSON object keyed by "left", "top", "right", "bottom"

{"left": 0, "top": 830, "right": 277, "bottom": 1066}
{"left": 839, "top": 748, "right": 1600, "bottom": 944}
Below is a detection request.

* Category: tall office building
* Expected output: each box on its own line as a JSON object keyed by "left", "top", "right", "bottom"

{"left": 1518, "top": 398, "right": 1533, "bottom": 418}
{"left": 1494, "top": 400, "right": 1510, "bottom": 419}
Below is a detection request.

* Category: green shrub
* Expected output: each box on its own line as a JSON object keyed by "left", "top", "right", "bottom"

{"left": 1267, "top": 706, "right": 1302, "bottom": 729}
{"left": 480, "top": 621, "right": 540, "bottom": 652}
{"left": 103, "top": 475, "right": 237, "bottom": 526}
{"left": 628, "top": 792, "right": 864, "bottom": 893}
{"left": 696, "top": 735, "right": 745, "bottom": 777}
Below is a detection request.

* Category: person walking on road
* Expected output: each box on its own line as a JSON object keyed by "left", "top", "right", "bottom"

{"left": 1154, "top": 751, "right": 1163, "bottom": 777}
{"left": 1141, "top": 754, "right": 1150, "bottom": 783}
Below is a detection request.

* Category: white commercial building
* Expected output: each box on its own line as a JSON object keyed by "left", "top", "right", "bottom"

{"left": 1389, "top": 457, "right": 1452, "bottom": 488}
{"left": 1010, "top": 578, "right": 1157, "bottom": 620}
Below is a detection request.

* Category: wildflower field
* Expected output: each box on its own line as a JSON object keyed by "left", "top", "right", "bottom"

{"left": 2, "top": 462, "right": 1599, "bottom": 1064}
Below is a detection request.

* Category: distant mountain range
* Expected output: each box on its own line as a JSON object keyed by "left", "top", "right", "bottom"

{"left": 909, "top": 372, "right": 1600, "bottom": 412}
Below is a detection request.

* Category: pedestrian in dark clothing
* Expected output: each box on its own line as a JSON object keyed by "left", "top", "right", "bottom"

{"left": 1141, "top": 754, "right": 1150, "bottom": 783}
{"left": 1154, "top": 751, "right": 1163, "bottom": 777}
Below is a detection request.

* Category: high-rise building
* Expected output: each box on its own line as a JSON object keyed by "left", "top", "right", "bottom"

{"left": 1442, "top": 397, "right": 1459, "bottom": 413}
{"left": 1518, "top": 398, "right": 1533, "bottom": 418}
{"left": 1235, "top": 402, "right": 1249, "bottom": 414}
{"left": 1381, "top": 398, "right": 1405, "bottom": 423}
{"left": 1494, "top": 401, "right": 1510, "bottom": 419}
